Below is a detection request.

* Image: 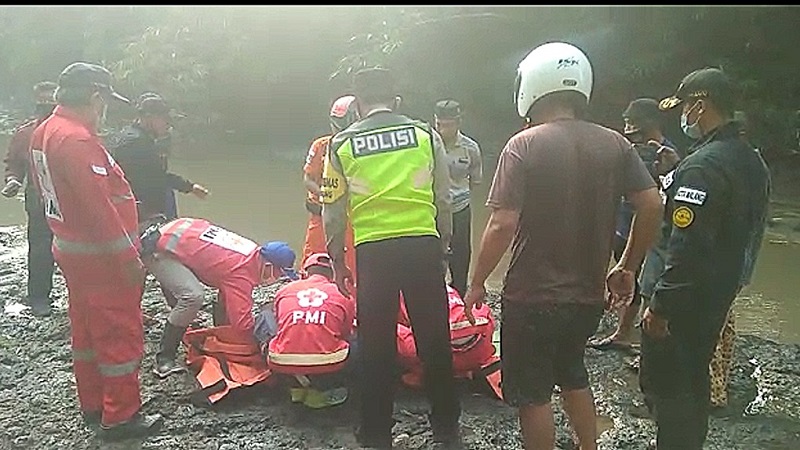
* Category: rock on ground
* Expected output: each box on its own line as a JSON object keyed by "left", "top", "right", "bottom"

{"left": 0, "top": 225, "right": 798, "bottom": 449}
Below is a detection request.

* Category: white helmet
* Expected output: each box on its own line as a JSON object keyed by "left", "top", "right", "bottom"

{"left": 514, "top": 42, "right": 594, "bottom": 118}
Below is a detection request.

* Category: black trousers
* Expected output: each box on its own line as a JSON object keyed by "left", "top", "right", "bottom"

{"left": 24, "top": 185, "right": 54, "bottom": 306}
{"left": 449, "top": 207, "right": 472, "bottom": 297}
{"left": 356, "top": 235, "right": 460, "bottom": 440}
{"left": 640, "top": 304, "right": 730, "bottom": 450}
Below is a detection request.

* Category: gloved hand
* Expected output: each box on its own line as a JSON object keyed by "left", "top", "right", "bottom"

{"left": 1, "top": 178, "right": 23, "bottom": 198}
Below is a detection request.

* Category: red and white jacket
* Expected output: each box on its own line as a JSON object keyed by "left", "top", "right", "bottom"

{"left": 155, "top": 217, "right": 263, "bottom": 332}
{"left": 268, "top": 275, "right": 356, "bottom": 375}
{"left": 397, "top": 285, "right": 497, "bottom": 378}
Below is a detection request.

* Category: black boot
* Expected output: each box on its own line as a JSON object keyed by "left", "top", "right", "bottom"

{"left": 81, "top": 410, "right": 101, "bottom": 429}
{"left": 153, "top": 322, "right": 187, "bottom": 379}
{"left": 99, "top": 412, "right": 164, "bottom": 441}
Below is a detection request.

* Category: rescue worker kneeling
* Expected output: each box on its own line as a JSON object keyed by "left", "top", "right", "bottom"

{"left": 140, "top": 217, "right": 298, "bottom": 378}
{"left": 397, "top": 285, "right": 502, "bottom": 399}
{"left": 254, "top": 253, "right": 357, "bottom": 409}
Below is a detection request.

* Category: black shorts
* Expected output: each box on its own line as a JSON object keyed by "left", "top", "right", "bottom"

{"left": 501, "top": 300, "right": 604, "bottom": 407}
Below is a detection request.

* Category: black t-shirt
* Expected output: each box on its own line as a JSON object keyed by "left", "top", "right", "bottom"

{"left": 106, "top": 125, "right": 193, "bottom": 220}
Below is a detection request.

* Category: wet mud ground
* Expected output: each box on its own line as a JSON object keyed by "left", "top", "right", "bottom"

{"left": 0, "top": 225, "right": 798, "bottom": 449}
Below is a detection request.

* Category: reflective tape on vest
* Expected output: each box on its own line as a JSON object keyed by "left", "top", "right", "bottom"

{"left": 268, "top": 347, "right": 349, "bottom": 367}
{"left": 53, "top": 234, "right": 134, "bottom": 255}
{"left": 72, "top": 348, "right": 96, "bottom": 361}
{"left": 450, "top": 317, "right": 489, "bottom": 331}
{"left": 162, "top": 218, "right": 196, "bottom": 252}
{"left": 110, "top": 194, "right": 135, "bottom": 204}
{"left": 98, "top": 358, "right": 140, "bottom": 377}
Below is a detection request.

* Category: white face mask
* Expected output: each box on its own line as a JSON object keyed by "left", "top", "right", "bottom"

{"left": 680, "top": 101, "right": 703, "bottom": 139}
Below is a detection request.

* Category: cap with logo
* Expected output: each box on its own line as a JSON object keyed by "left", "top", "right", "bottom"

{"left": 434, "top": 99, "right": 462, "bottom": 120}
{"left": 259, "top": 241, "right": 298, "bottom": 280}
{"left": 57, "top": 62, "right": 130, "bottom": 104}
{"left": 302, "top": 253, "right": 333, "bottom": 272}
{"left": 659, "top": 67, "right": 736, "bottom": 111}
{"left": 623, "top": 98, "right": 661, "bottom": 135}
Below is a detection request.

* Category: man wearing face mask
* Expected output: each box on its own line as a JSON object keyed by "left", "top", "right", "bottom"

{"left": 2, "top": 81, "right": 58, "bottom": 317}
{"left": 590, "top": 98, "right": 680, "bottom": 353}
{"left": 27, "top": 62, "right": 164, "bottom": 440}
{"left": 640, "top": 67, "right": 771, "bottom": 450}
{"left": 107, "top": 92, "right": 208, "bottom": 225}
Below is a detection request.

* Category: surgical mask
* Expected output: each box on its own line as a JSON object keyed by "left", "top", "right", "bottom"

{"left": 34, "top": 103, "right": 56, "bottom": 119}
{"left": 681, "top": 101, "right": 703, "bottom": 140}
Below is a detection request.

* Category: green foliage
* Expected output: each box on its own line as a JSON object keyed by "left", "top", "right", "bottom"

{"left": 0, "top": 6, "right": 798, "bottom": 157}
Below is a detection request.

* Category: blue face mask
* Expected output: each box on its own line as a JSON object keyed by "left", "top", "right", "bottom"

{"left": 681, "top": 101, "right": 703, "bottom": 139}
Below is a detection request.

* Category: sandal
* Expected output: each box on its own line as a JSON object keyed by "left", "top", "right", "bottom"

{"left": 587, "top": 336, "right": 637, "bottom": 353}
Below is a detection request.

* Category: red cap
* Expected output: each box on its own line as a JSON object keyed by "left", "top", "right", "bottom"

{"left": 302, "top": 253, "right": 333, "bottom": 272}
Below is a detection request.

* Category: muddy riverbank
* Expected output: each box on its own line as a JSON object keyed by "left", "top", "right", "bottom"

{"left": 0, "top": 225, "right": 798, "bottom": 449}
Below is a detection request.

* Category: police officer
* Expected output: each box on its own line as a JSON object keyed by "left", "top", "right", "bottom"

{"left": 322, "top": 67, "right": 461, "bottom": 449}
{"left": 106, "top": 92, "right": 208, "bottom": 224}
{"left": 641, "top": 67, "right": 771, "bottom": 450}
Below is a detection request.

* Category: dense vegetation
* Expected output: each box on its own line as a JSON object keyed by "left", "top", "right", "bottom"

{"left": 1, "top": 7, "right": 798, "bottom": 164}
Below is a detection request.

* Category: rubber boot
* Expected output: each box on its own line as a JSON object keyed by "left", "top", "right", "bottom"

{"left": 153, "top": 322, "right": 187, "bottom": 379}
{"left": 29, "top": 297, "right": 52, "bottom": 317}
{"left": 99, "top": 412, "right": 164, "bottom": 441}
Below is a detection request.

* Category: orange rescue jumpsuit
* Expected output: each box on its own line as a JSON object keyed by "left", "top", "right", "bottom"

{"left": 302, "top": 135, "right": 356, "bottom": 277}
{"left": 29, "top": 106, "right": 145, "bottom": 426}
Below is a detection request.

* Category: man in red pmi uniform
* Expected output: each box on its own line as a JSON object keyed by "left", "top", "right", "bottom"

{"left": 28, "top": 62, "right": 163, "bottom": 440}
{"left": 143, "top": 217, "right": 298, "bottom": 377}
{"left": 397, "top": 285, "right": 498, "bottom": 388}
{"left": 256, "top": 253, "right": 357, "bottom": 407}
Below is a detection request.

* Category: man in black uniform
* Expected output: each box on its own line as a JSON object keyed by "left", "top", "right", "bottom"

{"left": 640, "top": 67, "right": 771, "bottom": 450}
{"left": 106, "top": 92, "right": 208, "bottom": 224}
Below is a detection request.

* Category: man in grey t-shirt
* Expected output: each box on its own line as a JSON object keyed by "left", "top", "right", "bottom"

{"left": 434, "top": 99, "right": 483, "bottom": 297}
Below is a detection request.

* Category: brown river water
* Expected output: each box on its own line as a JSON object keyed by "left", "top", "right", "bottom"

{"left": 1, "top": 136, "right": 799, "bottom": 344}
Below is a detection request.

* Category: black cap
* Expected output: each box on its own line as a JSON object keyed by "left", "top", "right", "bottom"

{"left": 353, "top": 67, "right": 396, "bottom": 101}
{"left": 434, "top": 99, "right": 462, "bottom": 119}
{"left": 57, "top": 62, "right": 130, "bottom": 104}
{"left": 623, "top": 98, "right": 660, "bottom": 135}
{"left": 659, "top": 67, "right": 735, "bottom": 111}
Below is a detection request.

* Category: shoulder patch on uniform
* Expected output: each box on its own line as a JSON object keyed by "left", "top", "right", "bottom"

{"left": 660, "top": 170, "right": 675, "bottom": 190}
{"left": 672, "top": 205, "right": 694, "bottom": 228}
{"left": 674, "top": 186, "right": 707, "bottom": 206}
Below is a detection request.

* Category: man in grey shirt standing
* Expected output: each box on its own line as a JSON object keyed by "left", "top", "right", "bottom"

{"left": 434, "top": 99, "right": 483, "bottom": 297}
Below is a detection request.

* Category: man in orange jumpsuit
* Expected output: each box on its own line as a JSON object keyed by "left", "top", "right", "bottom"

{"left": 28, "top": 62, "right": 163, "bottom": 440}
{"left": 302, "top": 95, "right": 358, "bottom": 281}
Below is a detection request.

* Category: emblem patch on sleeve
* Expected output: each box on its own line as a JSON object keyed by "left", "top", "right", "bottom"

{"left": 672, "top": 205, "right": 695, "bottom": 228}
